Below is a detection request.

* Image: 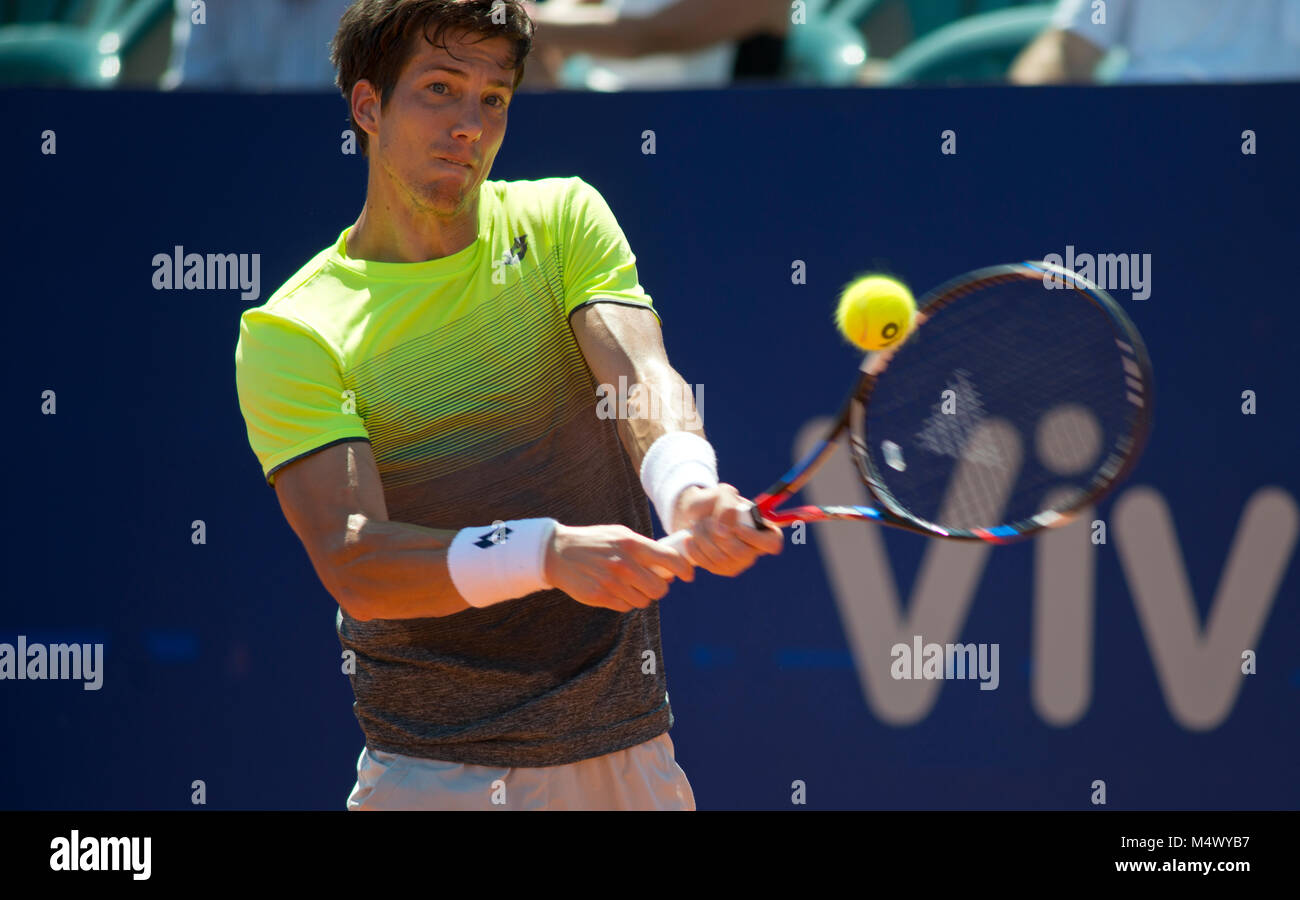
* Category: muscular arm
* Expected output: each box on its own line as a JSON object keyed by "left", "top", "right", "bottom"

{"left": 529, "top": 0, "right": 789, "bottom": 59}
{"left": 268, "top": 301, "right": 739, "bottom": 623}
{"left": 569, "top": 301, "right": 783, "bottom": 571}
{"left": 1008, "top": 28, "right": 1105, "bottom": 84}
{"left": 271, "top": 396, "right": 695, "bottom": 621}
{"left": 273, "top": 441, "right": 469, "bottom": 622}
{"left": 568, "top": 302, "right": 702, "bottom": 474}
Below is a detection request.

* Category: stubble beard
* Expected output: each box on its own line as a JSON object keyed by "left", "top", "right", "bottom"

{"left": 412, "top": 171, "right": 473, "bottom": 219}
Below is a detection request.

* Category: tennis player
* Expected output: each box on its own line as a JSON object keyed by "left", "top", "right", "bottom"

{"left": 234, "top": 0, "right": 781, "bottom": 811}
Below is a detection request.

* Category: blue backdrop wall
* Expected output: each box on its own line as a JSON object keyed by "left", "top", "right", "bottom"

{"left": 2, "top": 82, "right": 1297, "bottom": 809}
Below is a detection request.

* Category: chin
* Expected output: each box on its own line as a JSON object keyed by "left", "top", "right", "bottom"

{"left": 415, "top": 186, "right": 467, "bottom": 216}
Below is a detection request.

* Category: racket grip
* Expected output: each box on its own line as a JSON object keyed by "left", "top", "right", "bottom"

{"left": 659, "top": 528, "right": 692, "bottom": 554}
{"left": 650, "top": 529, "right": 694, "bottom": 578}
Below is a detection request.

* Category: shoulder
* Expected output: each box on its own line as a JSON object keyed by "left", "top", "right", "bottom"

{"left": 484, "top": 175, "right": 606, "bottom": 219}
{"left": 481, "top": 177, "right": 619, "bottom": 258}
{"left": 237, "top": 238, "right": 345, "bottom": 358}
{"left": 257, "top": 239, "right": 338, "bottom": 316}
{"left": 239, "top": 234, "right": 348, "bottom": 331}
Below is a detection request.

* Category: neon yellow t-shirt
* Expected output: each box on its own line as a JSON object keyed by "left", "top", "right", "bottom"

{"left": 234, "top": 176, "right": 673, "bottom": 768}
{"left": 236, "top": 176, "right": 657, "bottom": 489}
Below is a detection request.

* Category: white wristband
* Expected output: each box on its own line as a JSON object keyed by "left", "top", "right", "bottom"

{"left": 639, "top": 431, "right": 719, "bottom": 533}
{"left": 446, "top": 518, "right": 557, "bottom": 609}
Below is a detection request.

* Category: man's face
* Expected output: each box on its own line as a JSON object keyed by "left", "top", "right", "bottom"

{"left": 373, "top": 30, "right": 516, "bottom": 217}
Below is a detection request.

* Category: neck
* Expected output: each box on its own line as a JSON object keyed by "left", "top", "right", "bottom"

{"left": 346, "top": 166, "right": 480, "bottom": 263}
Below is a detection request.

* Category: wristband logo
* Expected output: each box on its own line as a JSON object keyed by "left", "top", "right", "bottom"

{"left": 474, "top": 521, "right": 512, "bottom": 548}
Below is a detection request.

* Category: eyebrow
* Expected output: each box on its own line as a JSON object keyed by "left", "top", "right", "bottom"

{"left": 417, "top": 64, "right": 513, "bottom": 90}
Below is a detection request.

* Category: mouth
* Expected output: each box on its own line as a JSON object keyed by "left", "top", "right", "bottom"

{"left": 434, "top": 156, "right": 472, "bottom": 169}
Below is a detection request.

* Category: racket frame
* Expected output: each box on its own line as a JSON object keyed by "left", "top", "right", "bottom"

{"left": 747, "top": 261, "right": 1154, "bottom": 544}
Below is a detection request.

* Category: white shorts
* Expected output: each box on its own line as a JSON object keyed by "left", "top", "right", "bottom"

{"left": 346, "top": 732, "right": 695, "bottom": 811}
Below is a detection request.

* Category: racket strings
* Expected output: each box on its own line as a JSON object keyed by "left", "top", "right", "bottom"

{"left": 862, "top": 276, "right": 1142, "bottom": 532}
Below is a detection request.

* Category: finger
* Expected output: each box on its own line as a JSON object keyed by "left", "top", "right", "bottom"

{"left": 601, "top": 575, "right": 654, "bottom": 610}
{"left": 703, "top": 516, "right": 756, "bottom": 563}
{"left": 758, "top": 523, "right": 784, "bottom": 554}
{"left": 593, "top": 579, "right": 639, "bottom": 612}
{"left": 684, "top": 525, "right": 729, "bottom": 571}
{"left": 736, "top": 518, "right": 784, "bottom": 555}
{"left": 727, "top": 505, "right": 771, "bottom": 548}
{"left": 613, "top": 559, "right": 673, "bottom": 605}
{"left": 729, "top": 500, "right": 785, "bottom": 552}
{"left": 577, "top": 576, "right": 634, "bottom": 613}
{"left": 632, "top": 538, "right": 695, "bottom": 582}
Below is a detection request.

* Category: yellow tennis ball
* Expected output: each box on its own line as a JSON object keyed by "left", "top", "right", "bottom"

{"left": 834, "top": 275, "right": 916, "bottom": 351}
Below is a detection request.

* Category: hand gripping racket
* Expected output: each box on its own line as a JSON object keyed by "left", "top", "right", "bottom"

{"left": 658, "top": 260, "right": 1153, "bottom": 556}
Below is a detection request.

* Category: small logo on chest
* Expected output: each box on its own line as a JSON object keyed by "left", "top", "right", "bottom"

{"left": 492, "top": 234, "right": 529, "bottom": 283}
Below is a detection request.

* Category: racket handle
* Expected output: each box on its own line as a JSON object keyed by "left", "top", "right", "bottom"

{"left": 659, "top": 529, "right": 692, "bottom": 555}
{"left": 650, "top": 529, "right": 694, "bottom": 578}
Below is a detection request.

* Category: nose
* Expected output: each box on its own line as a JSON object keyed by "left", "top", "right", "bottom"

{"left": 450, "top": 95, "right": 484, "bottom": 143}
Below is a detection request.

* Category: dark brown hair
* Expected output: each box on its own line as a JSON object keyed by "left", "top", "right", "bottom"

{"left": 331, "top": 0, "right": 534, "bottom": 156}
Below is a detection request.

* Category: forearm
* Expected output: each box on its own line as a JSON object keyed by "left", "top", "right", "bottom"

{"left": 613, "top": 361, "right": 704, "bottom": 473}
{"left": 328, "top": 514, "right": 696, "bottom": 619}
{"left": 327, "top": 516, "right": 469, "bottom": 621}
{"left": 568, "top": 302, "right": 712, "bottom": 533}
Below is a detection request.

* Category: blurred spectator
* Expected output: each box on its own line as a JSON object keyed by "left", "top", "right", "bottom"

{"left": 521, "top": 0, "right": 790, "bottom": 89}
{"left": 160, "top": 0, "right": 797, "bottom": 92}
{"left": 1010, "top": 0, "right": 1300, "bottom": 84}
{"left": 162, "top": 0, "right": 352, "bottom": 90}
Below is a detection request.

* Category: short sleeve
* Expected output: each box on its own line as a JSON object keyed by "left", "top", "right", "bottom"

{"left": 235, "top": 310, "right": 371, "bottom": 486}
{"left": 1051, "top": 0, "right": 1131, "bottom": 50}
{"left": 559, "top": 178, "right": 660, "bottom": 323}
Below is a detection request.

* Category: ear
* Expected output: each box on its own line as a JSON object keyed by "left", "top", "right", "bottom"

{"left": 351, "top": 79, "right": 382, "bottom": 148}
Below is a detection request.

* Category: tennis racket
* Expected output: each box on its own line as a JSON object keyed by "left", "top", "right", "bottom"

{"left": 658, "top": 260, "right": 1153, "bottom": 555}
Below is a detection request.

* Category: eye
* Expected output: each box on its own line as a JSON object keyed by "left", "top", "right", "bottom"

{"left": 429, "top": 82, "right": 448, "bottom": 94}
{"left": 486, "top": 95, "right": 507, "bottom": 108}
